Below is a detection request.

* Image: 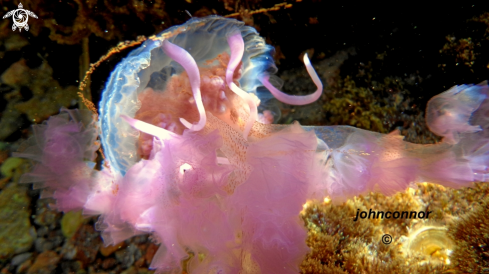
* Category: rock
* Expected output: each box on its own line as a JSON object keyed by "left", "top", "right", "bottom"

{"left": 35, "top": 226, "right": 48, "bottom": 238}
{"left": 27, "top": 251, "right": 60, "bottom": 274}
{"left": 34, "top": 238, "right": 53, "bottom": 253}
{"left": 63, "top": 224, "right": 102, "bottom": 267}
{"left": 134, "top": 256, "right": 145, "bottom": 268}
{"left": 121, "top": 266, "right": 138, "bottom": 274}
{"left": 10, "top": 253, "right": 32, "bottom": 266}
{"left": 0, "top": 157, "right": 22, "bottom": 177}
{"left": 0, "top": 177, "right": 9, "bottom": 190}
{"left": 0, "top": 59, "right": 78, "bottom": 140}
{"left": 3, "top": 35, "right": 28, "bottom": 51}
{"left": 99, "top": 242, "right": 125, "bottom": 257}
{"left": 16, "top": 258, "right": 32, "bottom": 274}
{"left": 0, "top": 184, "right": 33, "bottom": 259}
{"left": 136, "top": 268, "right": 154, "bottom": 274}
{"left": 60, "top": 241, "right": 77, "bottom": 260}
{"left": 1, "top": 59, "right": 30, "bottom": 87}
{"left": 115, "top": 244, "right": 139, "bottom": 269}
{"left": 0, "top": 157, "right": 27, "bottom": 182}
{"left": 101, "top": 258, "right": 116, "bottom": 270}
{"left": 49, "top": 229, "right": 65, "bottom": 248}
{"left": 61, "top": 210, "right": 85, "bottom": 239}
{"left": 33, "top": 199, "right": 60, "bottom": 228}
{"left": 144, "top": 243, "right": 158, "bottom": 266}
{"left": 60, "top": 260, "right": 85, "bottom": 274}
{"left": 132, "top": 235, "right": 150, "bottom": 244}
{"left": 0, "top": 103, "right": 24, "bottom": 143}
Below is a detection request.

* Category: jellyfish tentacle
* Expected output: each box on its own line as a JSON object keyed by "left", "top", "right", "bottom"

{"left": 230, "top": 83, "right": 257, "bottom": 139}
{"left": 161, "top": 40, "right": 207, "bottom": 131}
{"left": 226, "top": 32, "right": 244, "bottom": 86}
{"left": 260, "top": 54, "right": 323, "bottom": 105}
{"left": 227, "top": 32, "right": 258, "bottom": 139}
{"left": 120, "top": 114, "right": 177, "bottom": 141}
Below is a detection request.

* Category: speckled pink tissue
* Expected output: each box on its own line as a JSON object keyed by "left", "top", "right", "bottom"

{"left": 17, "top": 107, "right": 317, "bottom": 273}
{"left": 97, "top": 124, "right": 315, "bottom": 273}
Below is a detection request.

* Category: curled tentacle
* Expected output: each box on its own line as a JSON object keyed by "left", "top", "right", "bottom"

{"left": 162, "top": 40, "right": 207, "bottom": 131}
{"left": 226, "top": 32, "right": 243, "bottom": 87}
{"left": 260, "top": 54, "right": 323, "bottom": 105}
{"left": 121, "top": 114, "right": 178, "bottom": 141}
{"left": 227, "top": 32, "right": 258, "bottom": 139}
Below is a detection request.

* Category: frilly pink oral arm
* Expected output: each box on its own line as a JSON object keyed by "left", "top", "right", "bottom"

{"left": 162, "top": 40, "right": 207, "bottom": 131}
{"left": 226, "top": 32, "right": 258, "bottom": 139}
{"left": 260, "top": 54, "right": 323, "bottom": 105}
{"left": 120, "top": 114, "right": 178, "bottom": 140}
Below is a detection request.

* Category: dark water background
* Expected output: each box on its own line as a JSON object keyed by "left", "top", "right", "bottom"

{"left": 1, "top": 1, "right": 489, "bottom": 140}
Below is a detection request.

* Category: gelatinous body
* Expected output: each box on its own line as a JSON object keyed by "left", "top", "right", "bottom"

{"left": 16, "top": 16, "right": 489, "bottom": 273}
{"left": 99, "top": 16, "right": 277, "bottom": 176}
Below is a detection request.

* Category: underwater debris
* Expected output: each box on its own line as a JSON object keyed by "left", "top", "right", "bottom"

{"left": 3, "top": 0, "right": 295, "bottom": 46}
{"left": 16, "top": 0, "right": 169, "bottom": 45}
{"left": 0, "top": 59, "right": 78, "bottom": 140}
{"left": 224, "top": 1, "right": 294, "bottom": 21}
{"left": 439, "top": 11, "right": 489, "bottom": 75}
{"left": 440, "top": 37, "right": 476, "bottom": 68}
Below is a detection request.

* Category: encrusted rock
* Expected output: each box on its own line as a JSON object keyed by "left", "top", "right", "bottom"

{"left": 0, "top": 184, "right": 33, "bottom": 259}
{"left": 26, "top": 251, "right": 60, "bottom": 274}
{"left": 61, "top": 210, "right": 85, "bottom": 239}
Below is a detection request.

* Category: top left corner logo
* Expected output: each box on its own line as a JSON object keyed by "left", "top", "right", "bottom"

{"left": 3, "top": 2, "right": 38, "bottom": 32}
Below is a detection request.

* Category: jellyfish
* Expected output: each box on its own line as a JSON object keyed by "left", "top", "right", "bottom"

{"left": 14, "top": 16, "right": 489, "bottom": 273}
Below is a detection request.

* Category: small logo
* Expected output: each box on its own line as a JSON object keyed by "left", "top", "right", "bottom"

{"left": 381, "top": 234, "right": 393, "bottom": 245}
{"left": 3, "top": 3, "right": 38, "bottom": 32}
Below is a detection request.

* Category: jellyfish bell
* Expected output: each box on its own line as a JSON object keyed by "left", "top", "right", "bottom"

{"left": 15, "top": 15, "right": 489, "bottom": 274}
{"left": 100, "top": 16, "right": 283, "bottom": 176}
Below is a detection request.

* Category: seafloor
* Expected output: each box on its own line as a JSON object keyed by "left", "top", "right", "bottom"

{"left": 0, "top": 1, "right": 488, "bottom": 273}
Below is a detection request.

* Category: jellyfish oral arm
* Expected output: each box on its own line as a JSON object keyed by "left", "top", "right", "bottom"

{"left": 226, "top": 32, "right": 244, "bottom": 86}
{"left": 226, "top": 32, "right": 257, "bottom": 139}
{"left": 161, "top": 40, "right": 206, "bottom": 131}
{"left": 120, "top": 114, "right": 178, "bottom": 141}
{"left": 229, "top": 83, "right": 257, "bottom": 139}
{"left": 260, "top": 54, "right": 323, "bottom": 105}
